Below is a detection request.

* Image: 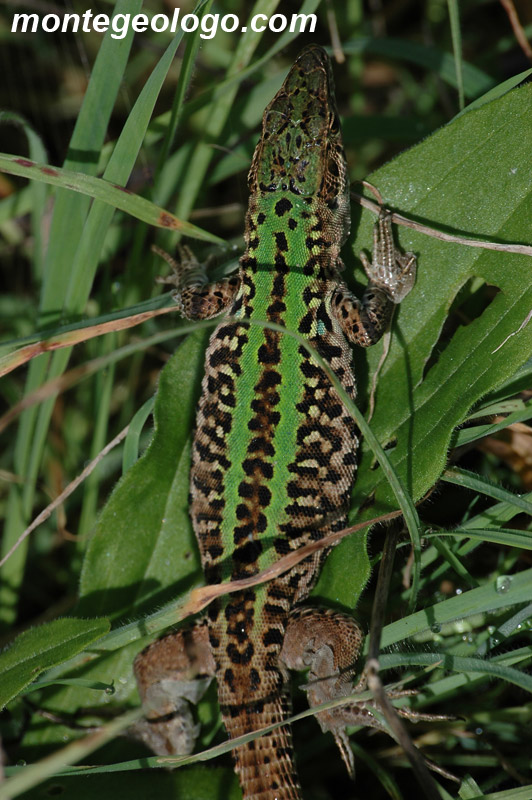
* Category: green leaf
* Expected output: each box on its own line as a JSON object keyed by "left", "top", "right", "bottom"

{"left": 443, "top": 468, "right": 532, "bottom": 514}
{"left": 77, "top": 330, "right": 208, "bottom": 618}
{"left": 458, "top": 67, "right": 532, "bottom": 117}
{"left": 453, "top": 401, "right": 532, "bottom": 446}
{"left": 0, "top": 154, "right": 224, "bottom": 245}
{"left": 438, "top": 527, "right": 532, "bottom": 550}
{"left": 361, "top": 82, "right": 532, "bottom": 502}
{"left": 322, "top": 82, "right": 532, "bottom": 605}
{"left": 380, "top": 650, "right": 532, "bottom": 693}
{"left": 0, "top": 617, "right": 109, "bottom": 710}
{"left": 14, "top": 332, "right": 209, "bottom": 750}
{"left": 122, "top": 398, "right": 155, "bottom": 473}
{"left": 378, "top": 566, "right": 532, "bottom": 650}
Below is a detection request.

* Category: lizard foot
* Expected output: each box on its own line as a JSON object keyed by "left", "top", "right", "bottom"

{"left": 359, "top": 210, "right": 417, "bottom": 304}
{"left": 131, "top": 621, "right": 214, "bottom": 756}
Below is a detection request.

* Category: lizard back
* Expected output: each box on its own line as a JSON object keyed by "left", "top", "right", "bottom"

{"left": 189, "top": 45, "right": 357, "bottom": 800}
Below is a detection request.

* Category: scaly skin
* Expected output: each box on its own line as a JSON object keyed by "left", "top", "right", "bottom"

{"left": 134, "top": 45, "right": 416, "bottom": 800}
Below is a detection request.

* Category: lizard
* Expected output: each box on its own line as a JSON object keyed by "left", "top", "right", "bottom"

{"left": 133, "top": 44, "right": 417, "bottom": 799}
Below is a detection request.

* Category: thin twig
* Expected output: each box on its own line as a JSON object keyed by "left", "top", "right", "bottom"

{"left": 353, "top": 191, "right": 532, "bottom": 256}
{"left": 183, "top": 509, "right": 402, "bottom": 619}
{"left": 499, "top": 0, "right": 532, "bottom": 61}
{"left": 368, "top": 524, "right": 399, "bottom": 664}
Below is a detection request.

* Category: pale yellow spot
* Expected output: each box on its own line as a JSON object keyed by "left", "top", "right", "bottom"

{"left": 298, "top": 458, "right": 319, "bottom": 468}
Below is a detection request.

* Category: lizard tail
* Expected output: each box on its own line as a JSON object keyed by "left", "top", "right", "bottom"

{"left": 224, "top": 693, "right": 302, "bottom": 800}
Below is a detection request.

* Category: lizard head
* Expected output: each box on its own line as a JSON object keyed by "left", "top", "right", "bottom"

{"left": 248, "top": 44, "right": 349, "bottom": 216}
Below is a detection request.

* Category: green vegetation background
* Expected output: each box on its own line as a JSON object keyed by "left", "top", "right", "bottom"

{"left": 1, "top": 1, "right": 532, "bottom": 798}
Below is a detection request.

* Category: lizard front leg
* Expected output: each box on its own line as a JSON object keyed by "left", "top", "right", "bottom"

{"left": 132, "top": 621, "right": 215, "bottom": 756}
{"left": 331, "top": 210, "right": 416, "bottom": 346}
{"left": 155, "top": 243, "right": 240, "bottom": 320}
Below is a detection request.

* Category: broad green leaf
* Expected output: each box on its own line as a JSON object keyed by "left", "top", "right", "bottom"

{"left": 77, "top": 330, "right": 207, "bottom": 617}
{"left": 321, "top": 82, "right": 532, "bottom": 606}
{"left": 17, "top": 332, "right": 209, "bottom": 750}
{"left": 457, "top": 67, "right": 532, "bottom": 117}
{"left": 0, "top": 617, "right": 109, "bottom": 710}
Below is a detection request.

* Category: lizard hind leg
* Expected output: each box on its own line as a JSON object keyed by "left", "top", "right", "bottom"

{"left": 280, "top": 607, "right": 452, "bottom": 782}
{"left": 280, "top": 606, "right": 366, "bottom": 778}
{"left": 132, "top": 620, "right": 215, "bottom": 756}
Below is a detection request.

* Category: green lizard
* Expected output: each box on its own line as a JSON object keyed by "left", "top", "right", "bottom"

{"left": 133, "top": 45, "right": 416, "bottom": 799}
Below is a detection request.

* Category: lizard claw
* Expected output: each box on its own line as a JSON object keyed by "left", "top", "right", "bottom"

{"left": 359, "top": 210, "right": 417, "bottom": 304}
{"left": 152, "top": 243, "right": 209, "bottom": 308}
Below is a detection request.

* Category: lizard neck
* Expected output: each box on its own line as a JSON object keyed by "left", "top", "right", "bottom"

{"left": 242, "top": 192, "right": 349, "bottom": 278}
